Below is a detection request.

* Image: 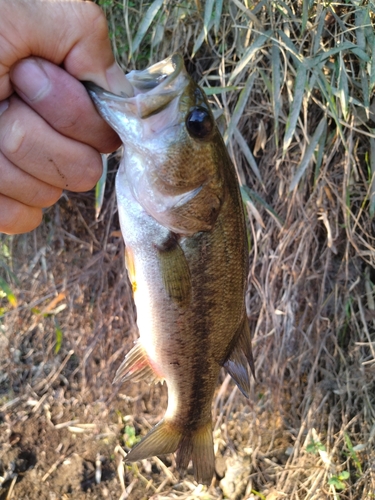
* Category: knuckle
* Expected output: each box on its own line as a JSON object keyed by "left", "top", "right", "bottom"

{"left": 99, "top": 129, "right": 122, "bottom": 154}
{"left": 71, "top": 152, "right": 102, "bottom": 191}
{"left": 0, "top": 202, "right": 42, "bottom": 235}
{"left": 28, "top": 186, "right": 62, "bottom": 209}
{"left": 56, "top": 112, "right": 81, "bottom": 133}
{"left": 44, "top": 187, "right": 63, "bottom": 207}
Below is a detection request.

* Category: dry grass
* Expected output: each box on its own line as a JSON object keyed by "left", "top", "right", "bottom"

{"left": 1, "top": 1, "right": 375, "bottom": 499}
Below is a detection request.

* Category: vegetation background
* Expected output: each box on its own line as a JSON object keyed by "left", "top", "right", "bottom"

{"left": 1, "top": 0, "right": 375, "bottom": 499}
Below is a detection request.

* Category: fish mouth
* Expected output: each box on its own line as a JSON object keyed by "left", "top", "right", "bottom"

{"left": 84, "top": 54, "right": 187, "bottom": 121}
{"left": 127, "top": 54, "right": 184, "bottom": 93}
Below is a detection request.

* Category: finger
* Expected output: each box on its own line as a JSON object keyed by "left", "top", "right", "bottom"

{"left": 0, "top": 193, "right": 43, "bottom": 235}
{"left": 0, "top": 0, "right": 132, "bottom": 99}
{"left": 0, "top": 95, "right": 102, "bottom": 192}
{"left": 0, "top": 150, "right": 62, "bottom": 208}
{"left": 11, "top": 58, "right": 121, "bottom": 153}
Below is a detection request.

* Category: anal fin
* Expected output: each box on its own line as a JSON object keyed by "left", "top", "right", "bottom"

{"left": 113, "top": 340, "right": 163, "bottom": 385}
{"left": 126, "top": 419, "right": 181, "bottom": 463}
{"left": 223, "top": 317, "right": 255, "bottom": 398}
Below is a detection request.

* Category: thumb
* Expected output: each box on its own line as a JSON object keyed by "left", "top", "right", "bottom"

{"left": 0, "top": 0, "right": 132, "bottom": 98}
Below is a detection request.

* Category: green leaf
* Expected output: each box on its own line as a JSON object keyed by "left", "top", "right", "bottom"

{"left": 131, "top": 0, "right": 164, "bottom": 56}
{"left": 306, "top": 439, "right": 326, "bottom": 454}
{"left": 203, "top": 85, "right": 238, "bottom": 96}
{"left": 315, "top": 69, "right": 345, "bottom": 144}
{"left": 0, "top": 259, "right": 19, "bottom": 287}
{"left": 289, "top": 117, "right": 327, "bottom": 191}
{"left": 360, "top": 66, "right": 370, "bottom": 110}
{"left": 315, "top": 42, "right": 370, "bottom": 65}
{"left": 0, "top": 242, "right": 10, "bottom": 259}
{"left": 203, "top": 0, "right": 215, "bottom": 33}
{"left": 354, "top": 7, "right": 371, "bottom": 112}
{"left": 234, "top": 128, "right": 263, "bottom": 185}
{"left": 240, "top": 186, "right": 265, "bottom": 228}
{"left": 313, "top": 7, "right": 326, "bottom": 55}
{"left": 224, "top": 72, "right": 256, "bottom": 144}
{"left": 314, "top": 119, "right": 327, "bottom": 182}
{"left": 369, "top": 38, "right": 375, "bottom": 91}
{"left": 278, "top": 30, "right": 304, "bottom": 65}
{"left": 352, "top": 47, "right": 370, "bottom": 63}
{"left": 355, "top": 10, "right": 366, "bottom": 50}
{"left": 302, "top": 0, "right": 308, "bottom": 33}
{"left": 344, "top": 432, "right": 363, "bottom": 473}
{"left": 124, "top": 425, "right": 141, "bottom": 448}
{"left": 192, "top": 19, "right": 214, "bottom": 57}
{"left": 95, "top": 154, "right": 108, "bottom": 220}
{"left": 328, "top": 476, "right": 346, "bottom": 491}
{"left": 0, "top": 277, "right": 17, "bottom": 307}
{"left": 338, "top": 471, "right": 350, "bottom": 480}
{"left": 214, "top": 0, "right": 223, "bottom": 36}
{"left": 192, "top": 0, "right": 217, "bottom": 55}
{"left": 370, "top": 138, "right": 375, "bottom": 218}
{"left": 250, "top": 490, "right": 266, "bottom": 500}
{"left": 241, "top": 186, "right": 284, "bottom": 227}
{"left": 283, "top": 63, "right": 308, "bottom": 154}
{"left": 199, "top": 0, "right": 215, "bottom": 49}
{"left": 273, "top": 0, "right": 294, "bottom": 19}
{"left": 271, "top": 40, "right": 281, "bottom": 147}
{"left": 54, "top": 318, "right": 63, "bottom": 355}
{"left": 363, "top": 8, "right": 375, "bottom": 45}
{"left": 228, "top": 31, "right": 272, "bottom": 84}
{"left": 338, "top": 53, "right": 349, "bottom": 120}
{"left": 258, "top": 68, "right": 272, "bottom": 96}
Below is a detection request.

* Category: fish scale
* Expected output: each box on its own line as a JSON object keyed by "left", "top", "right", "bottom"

{"left": 85, "top": 54, "right": 254, "bottom": 485}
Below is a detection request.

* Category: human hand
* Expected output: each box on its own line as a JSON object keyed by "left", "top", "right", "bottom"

{"left": 0, "top": 0, "right": 132, "bottom": 234}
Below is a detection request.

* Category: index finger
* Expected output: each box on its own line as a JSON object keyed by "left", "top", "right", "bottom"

{"left": 0, "top": 0, "right": 132, "bottom": 98}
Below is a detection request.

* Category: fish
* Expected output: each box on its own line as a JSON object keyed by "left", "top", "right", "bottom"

{"left": 84, "top": 54, "right": 254, "bottom": 485}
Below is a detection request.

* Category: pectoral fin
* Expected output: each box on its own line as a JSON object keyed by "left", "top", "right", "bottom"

{"left": 223, "top": 317, "right": 255, "bottom": 398}
{"left": 125, "top": 247, "right": 137, "bottom": 294}
{"left": 113, "top": 340, "right": 163, "bottom": 385}
{"left": 156, "top": 234, "right": 191, "bottom": 306}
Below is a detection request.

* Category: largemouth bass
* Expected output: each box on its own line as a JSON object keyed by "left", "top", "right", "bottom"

{"left": 85, "top": 55, "right": 254, "bottom": 485}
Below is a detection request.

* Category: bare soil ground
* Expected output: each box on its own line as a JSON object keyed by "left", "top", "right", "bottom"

{"left": 1, "top": 1, "right": 375, "bottom": 499}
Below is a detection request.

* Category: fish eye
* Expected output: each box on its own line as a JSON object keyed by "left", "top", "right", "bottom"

{"left": 186, "top": 107, "right": 214, "bottom": 139}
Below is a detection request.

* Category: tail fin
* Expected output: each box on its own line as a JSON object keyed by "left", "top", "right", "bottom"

{"left": 125, "top": 419, "right": 215, "bottom": 485}
{"left": 176, "top": 421, "right": 214, "bottom": 485}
